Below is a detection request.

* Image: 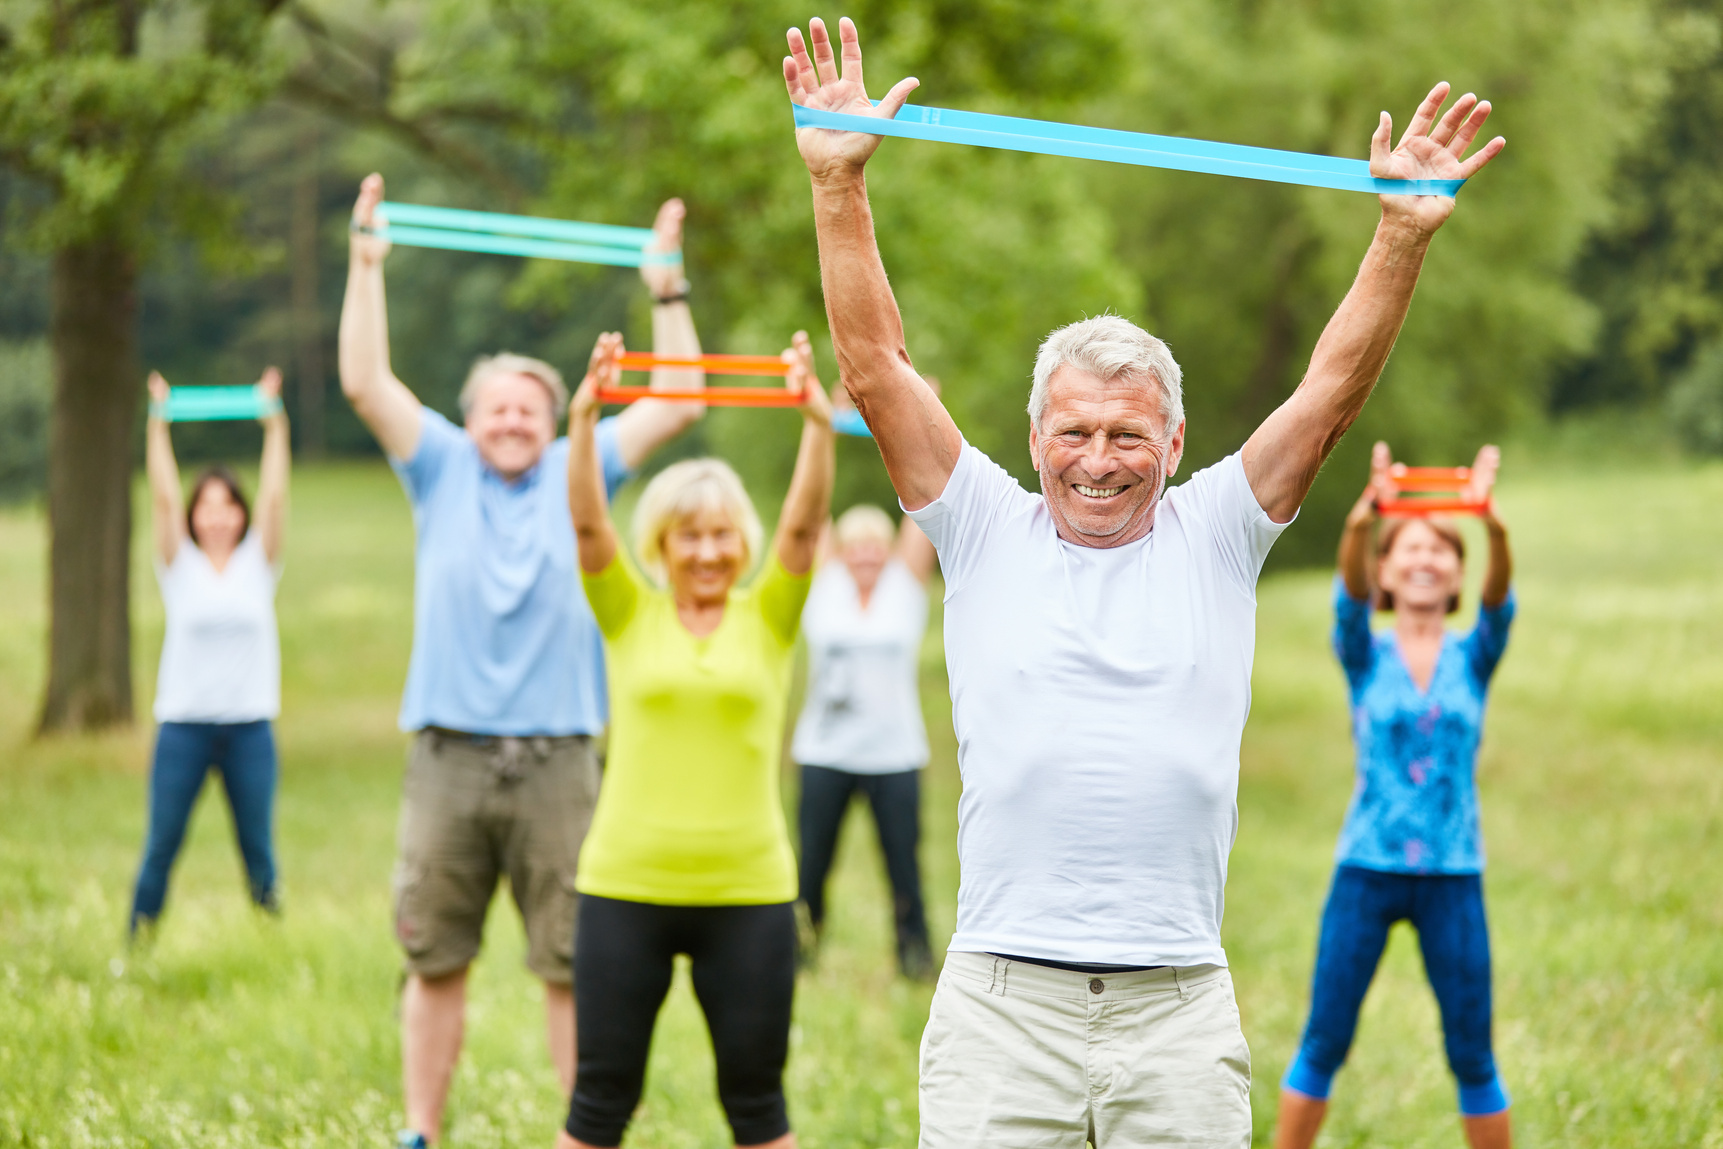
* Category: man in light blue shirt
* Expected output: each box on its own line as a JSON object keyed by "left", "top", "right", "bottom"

{"left": 342, "top": 174, "right": 706, "bottom": 1149}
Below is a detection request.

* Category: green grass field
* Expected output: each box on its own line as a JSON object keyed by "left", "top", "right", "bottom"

{"left": 1, "top": 445, "right": 1719, "bottom": 1148}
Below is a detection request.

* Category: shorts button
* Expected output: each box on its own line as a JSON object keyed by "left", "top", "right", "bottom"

{"left": 1089, "top": 977, "right": 1105, "bottom": 994}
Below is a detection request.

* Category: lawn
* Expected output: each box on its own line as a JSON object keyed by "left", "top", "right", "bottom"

{"left": 0, "top": 443, "right": 1719, "bottom": 1148}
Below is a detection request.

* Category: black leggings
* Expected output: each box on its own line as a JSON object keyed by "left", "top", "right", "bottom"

{"left": 566, "top": 895, "right": 797, "bottom": 1147}
{"left": 797, "top": 764, "right": 929, "bottom": 967}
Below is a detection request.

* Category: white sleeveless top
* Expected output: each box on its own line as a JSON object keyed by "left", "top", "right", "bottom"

{"left": 153, "top": 532, "right": 281, "bottom": 724}
{"left": 792, "top": 559, "right": 929, "bottom": 773}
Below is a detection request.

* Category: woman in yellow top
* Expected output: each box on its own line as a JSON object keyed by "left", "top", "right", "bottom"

{"left": 557, "top": 330, "right": 834, "bottom": 1149}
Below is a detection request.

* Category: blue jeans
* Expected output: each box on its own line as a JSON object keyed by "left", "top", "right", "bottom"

{"left": 1284, "top": 865, "right": 1509, "bottom": 1116}
{"left": 130, "top": 720, "right": 278, "bottom": 929}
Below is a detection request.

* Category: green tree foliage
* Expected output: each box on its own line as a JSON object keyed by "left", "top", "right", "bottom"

{"left": 0, "top": 0, "right": 287, "bottom": 730}
{"left": 1555, "top": 2, "right": 1723, "bottom": 410}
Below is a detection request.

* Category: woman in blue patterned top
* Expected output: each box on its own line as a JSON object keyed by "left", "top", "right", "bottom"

{"left": 1276, "top": 442, "right": 1516, "bottom": 1149}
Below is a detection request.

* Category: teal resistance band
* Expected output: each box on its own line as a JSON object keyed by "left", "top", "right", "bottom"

{"left": 791, "top": 103, "right": 1465, "bottom": 197}
{"left": 373, "top": 202, "right": 680, "bottom": 267}
{"left": 151, "top": 386, "right": 282, "bottom": 423}
{"left": 832, "top": 409, "right": 872, "bottom": 438}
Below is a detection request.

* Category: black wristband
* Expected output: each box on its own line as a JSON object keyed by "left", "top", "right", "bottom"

{"left": 653, "top": 292, "right": 690, "bottom": 306}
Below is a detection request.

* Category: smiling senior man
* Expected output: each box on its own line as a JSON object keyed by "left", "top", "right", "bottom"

{"left": 340, "top": 175, "right": 708, "bottom": 1149}
{"left": 784, "top": 16, "right": 1504, "bottom": 1148}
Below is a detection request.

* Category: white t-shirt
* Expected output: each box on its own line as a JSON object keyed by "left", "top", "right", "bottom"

{"left": 906, "top": 445, "right": 1289, "bottom": 967}
{"left": 153, "top": 532, "right": 282, "bottom": 724}
{"left": 792, "top": 559, "right": 930, "bottom": 773}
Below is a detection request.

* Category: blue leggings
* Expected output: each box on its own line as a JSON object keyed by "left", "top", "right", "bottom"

{"left": 1284, "top": 865, "right": 1509, "bottom": 1116}
{"left": 130, "top": 720, "right": 278, "bottom": 929}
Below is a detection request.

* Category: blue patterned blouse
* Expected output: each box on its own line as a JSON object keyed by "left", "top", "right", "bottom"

{"left": 1331, "top": 577, "right": 1515, "bottom": 874}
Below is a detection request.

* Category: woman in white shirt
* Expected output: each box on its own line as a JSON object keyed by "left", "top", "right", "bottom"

{"left": 793, "top": 502, "right": 938, "bottom": 978}
{"left": 129, "top": 368, "right": 289, "bottom": 936}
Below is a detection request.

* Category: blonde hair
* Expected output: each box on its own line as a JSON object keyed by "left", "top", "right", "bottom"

{"left": 458, "top": 352, "right": 568, "bottom": 419}
{"left": 632, "top": 458, "right": 764, "bottom": 584}
{"left": 833, "top": 504, "right": 895, "bottom": 551}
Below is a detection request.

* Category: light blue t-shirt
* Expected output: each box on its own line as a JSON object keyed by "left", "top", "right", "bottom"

{"left": 392, "top": 409, "right": 630, "bottom": 735}
{"left": 1332, "top": 577, "right": 1515, "bottom": 874}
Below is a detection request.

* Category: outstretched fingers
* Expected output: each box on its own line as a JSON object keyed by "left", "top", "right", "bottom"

{"left": 878, "top": 76, "right": 920, "bottom": 118}
{"left": 808, "top": 17, "right": 840, "bottom": 87}
{"left": 1370, "top": 111, "right": 1392, "bottom": 171}
{"left": 1447, "top": 100, "right": 1492, "bottom": 157}
{"left": 1397, "top": 81, "right": 1451, "bottom": 147}
{"left": 784, "top": 28, "right": 819, "bottom": 99}
{"left": 837, "top": 16, "right": 864, "bottom": 87}
{"left": 1458, "top": 134, "right": 1506, "bottom": 178}
{"left": 1429, "top": 92, "right": 1478, "bottom": 148}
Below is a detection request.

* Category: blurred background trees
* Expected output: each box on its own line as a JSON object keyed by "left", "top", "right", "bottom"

{"left": 2, "top": 0, "right": 1720, "bottom": 727}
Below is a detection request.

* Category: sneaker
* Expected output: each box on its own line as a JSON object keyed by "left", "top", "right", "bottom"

{"left": 395, "top": 1131, "right": 429, "bottom": 1149}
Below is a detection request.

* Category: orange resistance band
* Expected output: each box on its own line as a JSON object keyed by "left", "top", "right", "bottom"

{"left": 1376, "top": 465, "right": 1491, "bottom": 516}
{"left": 598, "top": 352, "right": 804, "bottom": 407}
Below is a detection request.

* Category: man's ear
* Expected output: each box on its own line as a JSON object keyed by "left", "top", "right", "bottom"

{"left": 1163, "top": 419, "right": 1188, "bottom": 477}
{"left": 1028, "top": 424, "right": 1040, "bottom": 472}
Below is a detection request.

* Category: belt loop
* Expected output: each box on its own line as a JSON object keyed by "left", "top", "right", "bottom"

{"left": 1174, "top": 966, "right": 1189, "bottom": 1002}
{"left": 989, "top": 955, "right": 1008, "bottom": 996}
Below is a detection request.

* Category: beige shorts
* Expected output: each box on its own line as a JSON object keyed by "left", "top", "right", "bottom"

{"left": 919, "top": 951, "right": 1252, "bottom": 1148}
{"left": 392, "top": 730, "right": 601, "bottom": 983}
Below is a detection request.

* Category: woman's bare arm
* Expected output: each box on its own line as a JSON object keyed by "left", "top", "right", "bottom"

{"left": 1339, "top": 441, "right": 1394, "bottom": 600}
{"left": 1469, "top": 446, "right": 1511, "bottom": 608}
{"left": 774, "top": 332, "right": 836, "bottom": 576}
{"left": 253, "top": 367, "right": 290, "bottom": 564}
{"left": 568, "top": 334, "right": 625, "bottom": 574}
{"left": 145, "top": 372, "right": 186, "bottom": 566}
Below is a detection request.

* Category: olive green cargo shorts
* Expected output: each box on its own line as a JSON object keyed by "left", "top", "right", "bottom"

{"left": 392, "top": 729, "right": 600, "bottom": 984}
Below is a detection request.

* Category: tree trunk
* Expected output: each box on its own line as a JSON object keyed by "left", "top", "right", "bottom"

{"left": 39, "top": 235, "right": 139, "bottom": 733}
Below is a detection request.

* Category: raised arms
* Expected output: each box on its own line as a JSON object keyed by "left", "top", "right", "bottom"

{"left": 784, "top": 17, "right": 961, "bottom": 512}
{"left": 1467, "top": 444, "right": 1512, "bottom": 608}
{"left": 145, "top": 372, "right": 186, "bottom": 565}
{"left": 253, "top": 367, "right": 290, "bottom": 564}
{"left": 1242, "top": 85, "right": 1505, "bottom": 523}
{"left": 1339, "top": 441, "right": 1511, "bottom": 607}
{"left": 773, "top": 331, "right": 837, "bottom": 576}
{"left": 340, "top": 174, "right": 423, "bottom": 462}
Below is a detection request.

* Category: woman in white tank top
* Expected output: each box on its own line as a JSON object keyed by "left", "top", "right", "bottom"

{"left": 793, "top": 503, "right": 938, "bottom": 978}
{"left": 129, "top": 368, "right": 289, "bottom": 937}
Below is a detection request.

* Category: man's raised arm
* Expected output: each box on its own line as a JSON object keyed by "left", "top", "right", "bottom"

{"left": 1242, "top": 83, "right": 1504, "bottom": 523}
{"left": 785, "top": 17, "right": 961, "bottom": 511}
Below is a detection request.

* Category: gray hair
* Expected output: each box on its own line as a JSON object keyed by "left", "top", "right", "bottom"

{"left": 1027, "top": 315, "right": 1184, "bottom": 437}
{"left": 632, "top": 458, "right": 764, "bottom": 585}
{"left": 458, "top": 352, "right": 568, "bottom": 419}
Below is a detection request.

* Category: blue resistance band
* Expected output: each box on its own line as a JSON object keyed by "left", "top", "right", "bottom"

{"left": 832, "top": 409, "right": 872, "bottom": 438}
{"left": 792, "top": 103, "right": 1465, "bottom": 197}
{"left": 374, "top": 202, "right": 681, "bottom": 267}
{"left": 151, "top": 386, "right": 282, "bottom": 423}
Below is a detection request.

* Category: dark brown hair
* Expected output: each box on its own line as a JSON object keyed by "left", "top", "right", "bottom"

{"left": 1374, "top": 517, "right": 1464, "bottom": 614}
{"left": 186, "top": 465, "right": 251, "bottom": 547}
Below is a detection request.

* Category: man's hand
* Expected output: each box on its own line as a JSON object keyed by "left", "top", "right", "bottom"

{"left": 1371, "top": 83, "right": 1505, "bottom": 237}
{"left": 572, "top": 333, "right": 624, "bottom": 427}
{"left": 147, "top": 370, "right": 170, "bottom": 408}
{"left": 639, "top": 199, "right": 688, "bottom": 301}
{"left": 783, "top": 17, "right": 920, "bottom": 183}
{"left": 350, "top": 174, "right": 391, "bottom": 267}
